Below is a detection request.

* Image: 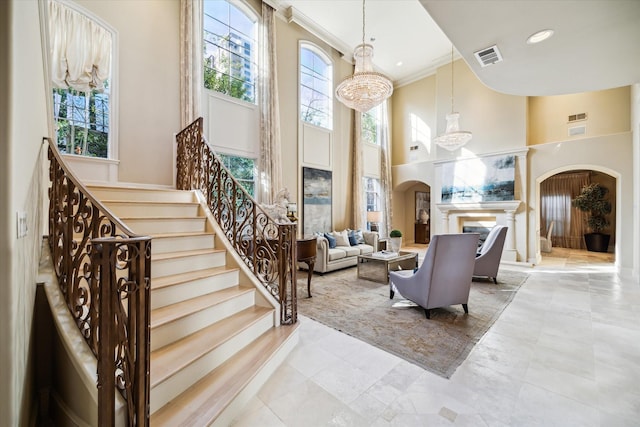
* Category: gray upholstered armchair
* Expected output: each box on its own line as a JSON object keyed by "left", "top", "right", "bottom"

{"left": 389, "top": 233, "right": 479, "bottom": 319}
{"left": 473, "top": 225, "right": 508, "bottom": 284}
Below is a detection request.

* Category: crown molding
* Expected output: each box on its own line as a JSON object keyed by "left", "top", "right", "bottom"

{"left": 395, "top": 52, "right": 462, "bottom": 88}
{"left": 277, "top": 5, "right": 353, "bottom": 63}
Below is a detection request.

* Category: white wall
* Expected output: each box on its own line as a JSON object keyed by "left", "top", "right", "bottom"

{"left": 1, "top": 1, "right": 50, "bottom": 425}
{"left": 631, "top": 83, "right": 640, "bottom": 280}
{"left": 74, "top": 0, "right": 181, "bottom": 186}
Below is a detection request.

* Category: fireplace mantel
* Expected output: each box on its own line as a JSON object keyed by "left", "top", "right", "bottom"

{"left": 437, "top": 200, "right": 522, "bottom": 262}
{"left": 436, "top": 200, "right": 522, "bottom": 213}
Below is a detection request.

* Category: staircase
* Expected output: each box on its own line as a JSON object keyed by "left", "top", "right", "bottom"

{"left": 88, "top": 184, "right": 299, "bottom": 426}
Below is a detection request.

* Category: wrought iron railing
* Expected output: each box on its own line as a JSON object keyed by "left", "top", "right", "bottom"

{"left": 46, "top": 137, "right": 150, "bottom": 426}
{"left": 175, "top": 118, "right": 297, "bottom": 324}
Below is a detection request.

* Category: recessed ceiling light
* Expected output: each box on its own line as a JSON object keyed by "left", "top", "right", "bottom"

{"left": 396, "top": 61, "right": 403, "bottom": 67}
{"left": 527, "top": 29, "right": 554, "bottom": 44}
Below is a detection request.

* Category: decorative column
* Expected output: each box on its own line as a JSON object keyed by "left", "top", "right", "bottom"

{"left": 503, "top": 208, "right": 518, "bottom": 262}
{"left": 441, "top": 210, "right": 450, "bottom": 234}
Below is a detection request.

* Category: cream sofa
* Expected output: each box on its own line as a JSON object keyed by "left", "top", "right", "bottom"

{"left": 309, "top": 231, "right": 379, "bottom": 273}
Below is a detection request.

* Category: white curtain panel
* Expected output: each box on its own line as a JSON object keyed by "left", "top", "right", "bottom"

{"left": 179, "top": 0, "right": 203, "bottom": 128}
{"left": 379, "top": 100, "right": 393, "bottom": 238}
{"left": 49, "top": 0, "right": 111, "bottom": 92}
{"left": 258, "top": 2, "right": 283, "bottom": 204}
{"left": 540, "top": 171, "right": 590, "bottom": 249}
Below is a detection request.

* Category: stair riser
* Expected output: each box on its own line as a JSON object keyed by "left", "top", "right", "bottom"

{"left": 105, "top": 203, "right": 201, "bottom": 218}
{"left": 89, "top": 188, "right": 195, "bottom": 203}
{"left": 150, "top": 314, "right": 273, "bottom": 414}
{"left": 152, "top": 252, "right": 225, "bottom": 278}
{"left": 151, "top": 270, "right": 240, "bottom": 310}
{"left": 127, "top": 218, "right": 206, "bottom": 235}
{"left": 150, "top": 291, "right": 255, "bottom": 351}
{"left": 152, "top": 234, "right": 215, "bottom": 255}
{"left": 212, "top": 330, "right": 299, "bottom": 427}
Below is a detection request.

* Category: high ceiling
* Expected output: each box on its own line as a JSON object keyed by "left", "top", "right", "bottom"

{"left": 275, "top": 0, "right": 640, "bottom": 96}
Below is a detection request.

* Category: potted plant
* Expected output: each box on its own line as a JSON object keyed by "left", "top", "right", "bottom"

{"left": 389, "top": 229, "right": 403, "bottom": 253}
{"left": 571, "top": 183, "right": 612, "bottom": 252}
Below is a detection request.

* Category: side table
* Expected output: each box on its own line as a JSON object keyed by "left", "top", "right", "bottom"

{"left": 297, "top": 236, "right": 317, "bottom": 297}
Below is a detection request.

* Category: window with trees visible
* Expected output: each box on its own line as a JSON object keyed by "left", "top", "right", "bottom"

{"left": 203, "top": 0, "right": 257, "bottom": 103}
{"left": 362, "top": 105, "right": 381, "bottom": 145}
{"left": 219, "top": 153, "right": 256, "bottom": 196}
{"left": 364, "top": 177, "right": 381, "bottom": 212}
{"left": 300, "top": 44, "right": 333, "bottom": 129}
{"left": 53, "top": 85, "right": 110, "bottom": 157}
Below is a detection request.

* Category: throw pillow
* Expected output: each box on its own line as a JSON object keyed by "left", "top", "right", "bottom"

{"left": 332, "top": 230, "right": 351, "bottom": 247}
{"left": 353, "top": 229, "right": 365, "bottom": 244}
{"left": 324, "top": 232, "right": 337, "bottom": 249}
{"left": 348, "top": 230, "right": 358, "bottom": 246}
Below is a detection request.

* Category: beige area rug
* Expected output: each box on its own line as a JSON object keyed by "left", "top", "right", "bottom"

{"left": 296, "top": 267, "right": 528, "bottom": 378}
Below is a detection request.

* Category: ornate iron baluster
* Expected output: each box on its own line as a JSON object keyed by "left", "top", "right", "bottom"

{"left": 175, "top": 119, "right": 298, "bottom": 324}
{"left": 46, "top": 137, "right": 151, "bottom": 426}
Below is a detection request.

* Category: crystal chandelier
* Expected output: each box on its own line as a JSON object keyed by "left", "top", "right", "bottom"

{"left": 433, "top": 45, "right": 472, "bottom": 151}
{"left": 335, "top": 0, "right": 393, "bottom": 113}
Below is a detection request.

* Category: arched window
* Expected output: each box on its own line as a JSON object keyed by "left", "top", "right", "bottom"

{"left": 49, "top": 0, "right": 115, "bottom": 158}
{"left": 300, "top": 43, "right": 333, "bottom": 129}
{"left": 203, "top": 0, "right": 257, "bottom": 103}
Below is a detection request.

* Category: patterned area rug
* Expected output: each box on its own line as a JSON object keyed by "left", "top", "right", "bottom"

{"left": 296, "top": 267, "right": 528, "bottom": 378}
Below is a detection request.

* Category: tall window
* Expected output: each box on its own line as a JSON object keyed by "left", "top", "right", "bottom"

{"left": 364, "top": 177, "right": 381, "bottom": 212}
{"left": 203, "top": 0, "right": 257, "bottom": 103}
{"left": 362, "top": 105, "right": 381, "bottom": 145}
{"left": 299, "top": 44, "right": 333, "bottom": 129}
{"left": 219, "top": 153, "right": 256, "bottom": 196}
{"left": 53, "top": 86, "right": 110, "bottom": 157}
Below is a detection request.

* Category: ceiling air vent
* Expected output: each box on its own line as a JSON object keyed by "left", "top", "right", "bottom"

{"left": 568, "top": 112, "right": 587, "bottom": 123}
{"left": 474, "top": 45, "right": 503, "bottom": 67}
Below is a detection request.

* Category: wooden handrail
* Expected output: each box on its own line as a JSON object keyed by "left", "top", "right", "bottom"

{"left": 46, "top": 137, "right": 150, "bottom": 426}
{"left": 175, "top": 119, "right": 298, "bottom": 324}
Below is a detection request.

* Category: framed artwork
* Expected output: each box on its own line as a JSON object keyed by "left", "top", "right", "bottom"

{"left": 441, "top": 154, "right": 516, "bottom": 203}
{"left": 415, "top": 191, "right": 430, "bottom": 223}
{"left": 302, "top": 167, "right": 332, "bottom": 236}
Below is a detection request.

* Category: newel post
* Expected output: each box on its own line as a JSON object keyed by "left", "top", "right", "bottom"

{"left": 93, "top": 237, "right": 151, "bottom": 427}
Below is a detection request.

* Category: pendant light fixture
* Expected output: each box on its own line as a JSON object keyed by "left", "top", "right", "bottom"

{"left": 433, "top": 45, "right": 472, "bottom": 151}
{"left": 335, "top": 0, "right": 393, "bottom": 113}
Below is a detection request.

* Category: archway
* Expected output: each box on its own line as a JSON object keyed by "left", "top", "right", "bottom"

{"left": 392, "top": 179, "right": 432, "bottom": 245}
{"left": 536, "top": 165, "right": 619, "bottom": 263}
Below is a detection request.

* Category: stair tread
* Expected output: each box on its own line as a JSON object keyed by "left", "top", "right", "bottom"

{"left": 87, "top": 184, "right": 189, "bottom": 192}
{"left": 153, "top": 266, "right": 238, "bottom": 289}
{"left": 150, "top": 324, "right": 298, "bottom": 427}
{"left": 150, "top": 306, "right": 273, "bottom": 388}
{"left": 152, "top": 231, "right": 215, "bottom": 239}
{"left": 153, "top": 248, "right": 224, "bottom": 261}
{"left": 121, "top": 216, "right": 205, "bottom": 220}
{"left": 100, "top": 200, "right": 200, "bottom": 206}
{"left": 150, "top": 286, "right": 254, "bottom": 328}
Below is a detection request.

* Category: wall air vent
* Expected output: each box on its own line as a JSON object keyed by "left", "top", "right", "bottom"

{"left": 568, "top": 113, "right": 587, "bottom": 123}
{"left": 474, "top": 45, "right": 503, "bottom": 67}
{"left": 568, "top": 125, "right": 586, "bottom": 136}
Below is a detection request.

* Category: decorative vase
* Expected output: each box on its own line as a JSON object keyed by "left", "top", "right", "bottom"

{"left": 419, "top": 210, "right": 429, "bottom": 224}
{"left": 389, "top": 237, "right": 402, "bottom": 253}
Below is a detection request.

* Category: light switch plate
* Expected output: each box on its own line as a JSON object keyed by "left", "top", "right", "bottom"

{"left": 17, "top": 211, "right": 28, "bottom": 238}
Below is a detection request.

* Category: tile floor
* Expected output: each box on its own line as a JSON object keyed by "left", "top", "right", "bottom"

{"left": 232, "top": 248, "right": 640, "bottom": 426}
